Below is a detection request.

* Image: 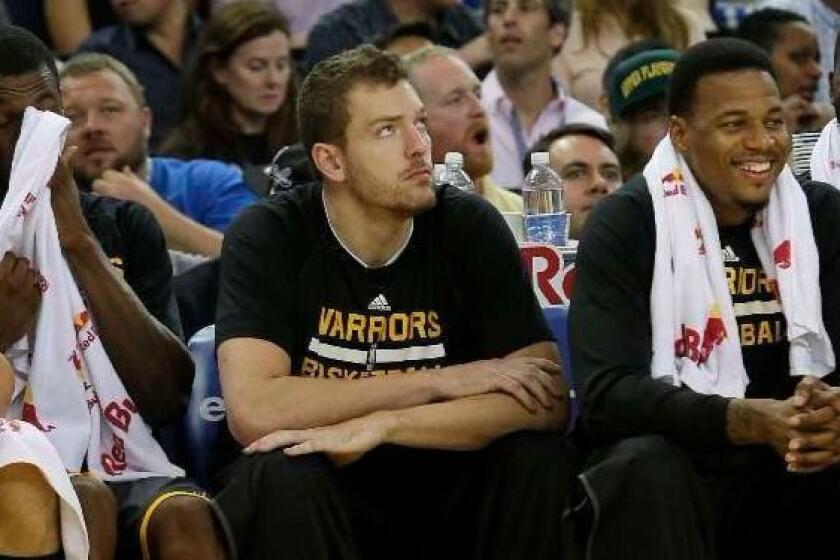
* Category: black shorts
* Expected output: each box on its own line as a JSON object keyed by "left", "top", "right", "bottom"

{"left": 107, "top": 476, "right": 235, "bottom": 560}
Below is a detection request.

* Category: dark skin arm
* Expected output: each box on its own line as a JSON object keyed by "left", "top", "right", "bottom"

{"left": 0, "top": 252, "right": 41, "bottom": 353}
{"left": 50, "top": 147, "right": 193, "bottom": 424}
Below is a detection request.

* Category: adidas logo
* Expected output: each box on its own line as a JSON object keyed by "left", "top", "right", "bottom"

{"left": 722, "top": 245, "right": 740, "bottom": 263}
{"left": 368, "top": 294, "right": 391, "bottom": 312}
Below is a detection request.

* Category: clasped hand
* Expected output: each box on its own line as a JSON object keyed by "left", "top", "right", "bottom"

{"left": 779, "top": 376, "right": 840, "bottom": 473}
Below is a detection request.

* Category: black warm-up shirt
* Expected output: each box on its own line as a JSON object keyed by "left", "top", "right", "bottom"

{"left": 216, "top": 183, "right": 552, "bottom": 376}
{"left": 569, "top": 175, "right": 840, "bottom": 448}
{"left": 80, "top": 192, "right": 183, "bottom": 340}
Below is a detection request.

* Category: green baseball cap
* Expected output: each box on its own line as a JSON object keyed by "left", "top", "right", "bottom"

{"left": 608, "top": 49, "right": 679, "bottom": 118}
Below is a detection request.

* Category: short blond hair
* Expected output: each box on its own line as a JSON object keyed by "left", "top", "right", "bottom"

{"left": 401, "top": 44, "right": 457, "bottom": 74}
{"left": 60, "top": 53, "right": 146, "bottom": 106}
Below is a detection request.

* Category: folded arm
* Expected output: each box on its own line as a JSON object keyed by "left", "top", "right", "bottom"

{"left": 220, "top": 338, "right": 566, "bottom": 447}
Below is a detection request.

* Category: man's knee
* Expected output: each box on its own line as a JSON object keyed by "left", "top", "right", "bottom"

{"left": 489, "top": 431, "right": 577, "bottom": 478}
{"left": 0, "top": 463, "right": 60, "bottom": 556}
{"left": 587, "top": 435, "right": 703, "bottom": 511}
{"left": 146, "top": 494, "right": 225, "bottom": 556}
{"left": 72, "top": 473, "right": 118, "bottom": 516}
{"left": 243, "top": 450, "right": 334, "bottom": 495}
{"left": 605, "top": 435, "right": 694, "bottom": 483}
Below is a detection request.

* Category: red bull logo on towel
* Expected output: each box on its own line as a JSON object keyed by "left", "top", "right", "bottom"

{"left": 694, "top": 226, "right": 706, "bottom": 256}
{"left": 21, "top": 387, "right": 55, "bottom": 432}
{"left": 15, "top": 192, "right": 37, "bottom": 218}
{"left": 675, "top": 304, "right": 728, "bottom": 365}
{"left": 73, "top": 310, "right": 90, "bottom": 333}
{"left": 773, "top": 240, "right": 791, "bottom": 269}
{"left": 662, "top": 169, "right": 686, "bottom": 197}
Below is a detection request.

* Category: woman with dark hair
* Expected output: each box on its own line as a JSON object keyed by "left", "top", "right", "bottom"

{"left": 162, "top": 0, "right": 298, "bottom": 192}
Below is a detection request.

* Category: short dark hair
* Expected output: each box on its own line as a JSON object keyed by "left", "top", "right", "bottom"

{"left": 736, "top": 8, "right": 809, "bottom": 54}
{"left": 602, "top": 39, "right": 670, "bottom": 93}
{"left": 0, "top": 24, "right": 58, "bottom": 86}
{"left": 297, "top": 45, "right": 408, "bottom": 175}
{"left": 482, "top": 0, "right": 570, "bottom": 27}
{"left": 667, "top": 38, "right": 778, "bottom": 117}
{"left": 522, "top": 123, "right": 616, "bottom": 176}
{"left": 374, "top": 21, "right": 436, "bottom": 51}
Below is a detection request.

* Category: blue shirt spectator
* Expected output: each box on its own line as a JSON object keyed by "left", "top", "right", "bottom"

{"left": 149, "top": 157, "right": 258, "bottom": 232}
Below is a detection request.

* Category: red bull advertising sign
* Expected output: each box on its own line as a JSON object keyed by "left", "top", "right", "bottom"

{"left": 520, "top": 243, "right": 576, "bottom": 307}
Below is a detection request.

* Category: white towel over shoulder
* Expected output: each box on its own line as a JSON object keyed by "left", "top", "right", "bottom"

{"left": 0, "top": 107, "right": 182, "bottom": 481}
{"left": 644, "top": 135, "right": 833, "bottom": 397}
{"left": 810, "top": 118, "right": 840, "bottom": 186}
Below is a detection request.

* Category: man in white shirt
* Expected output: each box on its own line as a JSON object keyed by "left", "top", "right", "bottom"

{"left": 404, "top": 45, "right": 524, "bottom": 212}
{"left": 481, "top": 0, "right": 606, "bottom": 189}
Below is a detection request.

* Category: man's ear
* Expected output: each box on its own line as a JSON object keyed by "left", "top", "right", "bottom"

{"left": 548, "top": 22, "right": 567, "bottom": 54}
{"left": 311, "top": 143, "right": 346, "bottom": 183}
{"left": 141, "top": 106, "right": 152, "bottom": 141}
{"left": 669, "top": 115, "right": 689, "bottom": 154}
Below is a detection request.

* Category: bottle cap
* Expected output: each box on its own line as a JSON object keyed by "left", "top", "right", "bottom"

{"left": 530, "top": 151, "right": 550, "bottom": 166}
{"left": 444, "top": 152, "right": 464, "bottom": 166}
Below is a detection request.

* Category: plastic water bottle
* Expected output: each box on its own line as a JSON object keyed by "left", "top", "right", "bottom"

{"left": 433, "top": 163, "right": 447, "bottom": 187}
{"left": 522, "top": 151, "right": 568, "bottom": 246}
{"left": 443, "top": 152, "right": 475, "bottom": 192}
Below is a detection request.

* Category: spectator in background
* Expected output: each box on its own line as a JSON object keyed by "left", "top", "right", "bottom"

{"left": 162, "top": 0, "right": 297, "bottom": 195}
{"left": 376, "top": 21, "right": 436, "bottom": 56}
{"left": 305, "top": 0, "right": 488, "bottom": 71}
{"left": 482, "top": 0, "right": 606, "bottom": 190}
{"left": 810, "top": 30, "right": 840, "bottom": 184}
{"left": 212, "top": 0, "right": 351, "bottom": 50}
{"left": 405, "top": 45, "right": 523, "bottom": 212}
{"left": 555, "top": 0, "right": 707, "bottom": 111}
{"left": 738, "top": 8, "right": 833, "bottom": 132}
{"left": 523, "top": 124, "right": 622, "bottom": 239}
{"left": 77, "top": 0, "right": 200, "bottom": 150}
{"left": 61, "top": 53, "right": 257, "bottom": 257}
{"left": 758, "top": 0, "right": 840, "bottom": 103}
{"left": 604, "top": 45, "right": 679, "bottom": 179}
{"left": 44, "top": 0, "right": 118, "bottom": 57}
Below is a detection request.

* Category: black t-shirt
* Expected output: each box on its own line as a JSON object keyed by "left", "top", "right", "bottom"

{"left": 216, "top": 183, "right": 552, "bottom": 375}
{"left": 719, "top": 222, "right": 789, "bottom": 399}
{"left": 569, "top": 175, "right": 840, "bottom": 448}
{"left": 80, "top": 192, "right": 183, "bottom": 340}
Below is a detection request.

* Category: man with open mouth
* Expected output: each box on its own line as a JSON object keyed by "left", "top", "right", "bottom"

{"left": 404, "top": 44, "right": 525, "bottom": 213}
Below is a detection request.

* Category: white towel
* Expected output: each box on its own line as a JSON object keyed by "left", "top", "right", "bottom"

{"left": 0, "top": 418, "right": 88, "bottom": 560}
{"left": 644, "top": 135, "right": 834, "bottom": 398}
{"left": 810, "top": 118, "right": 840, "bottom": 185}
{"left": 0, "top": 107, "right": 182, "bottom": 480}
